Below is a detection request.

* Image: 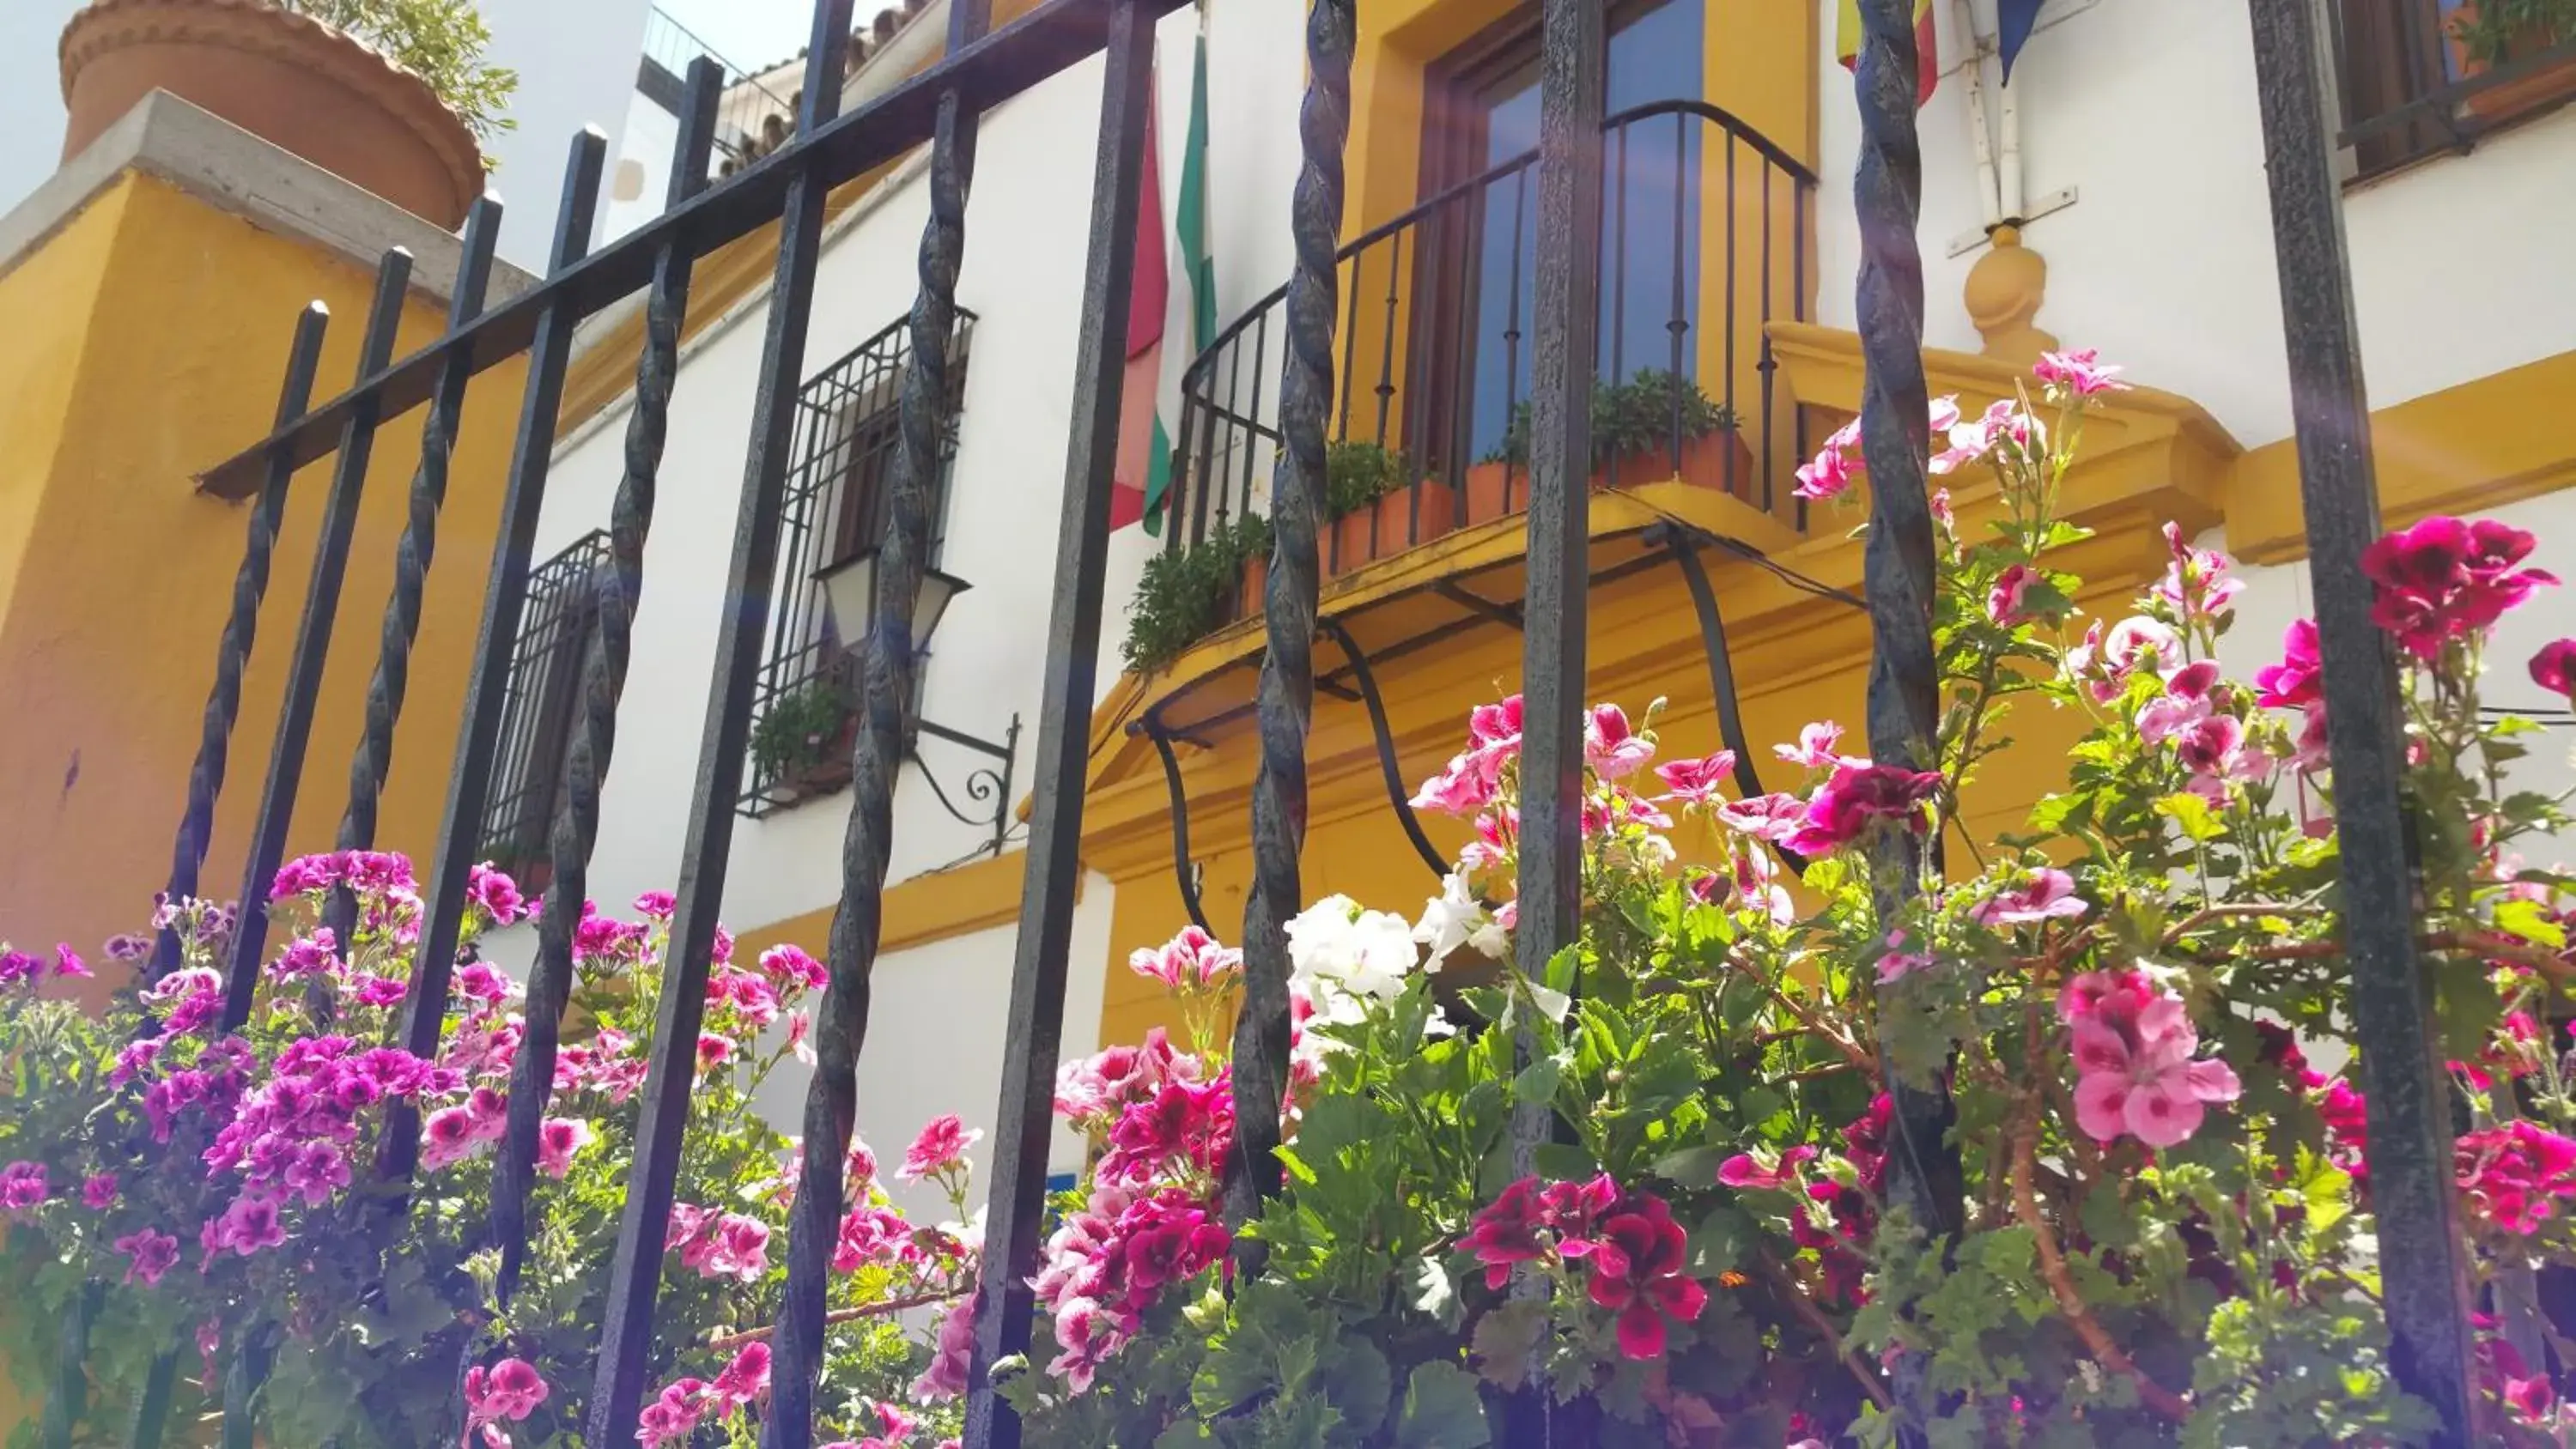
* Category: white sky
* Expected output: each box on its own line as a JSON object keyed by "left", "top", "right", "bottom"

{"left": 659, "top": 0, "right": 824, "bottom": 76}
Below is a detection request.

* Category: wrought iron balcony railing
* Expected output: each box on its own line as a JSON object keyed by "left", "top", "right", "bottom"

{"left": 1161, "top": 98, "right": 1816, "bottom": 577}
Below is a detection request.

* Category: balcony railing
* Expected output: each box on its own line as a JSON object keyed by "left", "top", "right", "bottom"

{"left": 1162, "top": 99, "right": 1816, "bottom": 576}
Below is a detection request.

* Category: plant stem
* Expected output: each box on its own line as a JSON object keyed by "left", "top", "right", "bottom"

{"left": 2009, "top": 1122, "right": 2190, "bottom": 1422}
{"left": 1757, "top": 1251, "right": 1893, "bottom": 1413}
{"left": 698, "top": 1289, "right": 963, "bottom": 1352}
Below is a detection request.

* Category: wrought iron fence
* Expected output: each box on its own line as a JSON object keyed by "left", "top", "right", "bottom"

{"left": 89, "top": 0, "right": 2484, "bottom": 1445}
{"left": 741, "top": 310, "right": 972, "bottom": 817}
{"left": 1162, "top": 98, "right": 1815, "bottom": 575}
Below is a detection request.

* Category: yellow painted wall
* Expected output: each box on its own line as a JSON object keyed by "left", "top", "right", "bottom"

{"left": 0, "top": 172, "right": 528, "bottom": 973}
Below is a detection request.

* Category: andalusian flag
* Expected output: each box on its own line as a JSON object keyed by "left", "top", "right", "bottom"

{"left": 1837, "top": 0, "right": 1940, "bottom": 108}
{"left": 1112, "top": 8, "right": 1215, "bottom": 535}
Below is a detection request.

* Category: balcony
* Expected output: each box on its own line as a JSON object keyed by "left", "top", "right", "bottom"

{"left": 1164, "top": 99, "right": 1816, "bottom": 578}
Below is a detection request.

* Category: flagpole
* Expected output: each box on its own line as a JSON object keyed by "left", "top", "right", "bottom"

{"left": 1951, "top": 0, "right": 2003, "bottom": 230}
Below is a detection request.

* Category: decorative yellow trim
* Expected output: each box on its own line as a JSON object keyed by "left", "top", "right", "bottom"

{"left": 729, "top": 846, "right": 1064, "bottom": 961}
{"left": 2225, "top": 345, "right": 2576, "bottom": 564}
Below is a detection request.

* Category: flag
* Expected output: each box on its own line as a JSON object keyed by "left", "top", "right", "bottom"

{"left": 1837, "top": 0, "right": 1939, "bottom": 108}
{"left": 1112, "top": 11, "right": 1214, "bottom": 536}
{"left": 1996, "top": 0, "right": 2046, "bottom": 82}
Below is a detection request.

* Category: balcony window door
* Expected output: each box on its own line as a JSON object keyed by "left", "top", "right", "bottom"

{"left": 1417, "top": 0, "right": 1705, "bottom": 474}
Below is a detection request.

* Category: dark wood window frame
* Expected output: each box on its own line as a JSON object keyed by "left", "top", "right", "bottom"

{"left": 2332, "top": 0, "right": 2576, "bottom": 181}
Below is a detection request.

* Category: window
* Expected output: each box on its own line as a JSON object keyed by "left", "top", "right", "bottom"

{"left": 1411, "top": 0, "right": 1707, "bottom": 472}
{"left": 481, "top": 530, "right": 612, "bottom": 894}
{"left": 2332, "top": 0, "right": 2576, "bottom": 179}
{"left": 739, "top": 310, "right": 975, "bottom": 817}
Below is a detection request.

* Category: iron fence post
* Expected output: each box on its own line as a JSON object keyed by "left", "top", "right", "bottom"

{"left": 959, "top": 4, "right": 1157, "bottom": 1444}
{"left": 1504, "top": 1, "right": 1602, "bottom": 1443}
{"left": 222, "top": 248, "right": 415, "bottom": 1023}
{"left": 769, "top": 0, "right": 994, "bottom": 1436}
{"left": 585, "top": 5, "right": 856, "bottom": 1436}
{"left": 386, "top": 129, "right": 610, "bottom": 1180}
{"left": 1221, "top": 0, "right": 1354, "bottom": 1258}
{"left": 1852, "top": 1, "right": 1963, "bottom": 1442}
{"left": 2247, "top": 0, "right": 2477, "bottom": 1440}
{"left": 152, "top": 303, "right": 330, "bottom": 980}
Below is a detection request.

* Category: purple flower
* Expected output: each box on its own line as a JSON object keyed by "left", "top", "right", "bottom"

{"left": 81, "top": 1173, "right": 119, "bottom": 1210}
{"left": 102, "top": 933, "right": 152, "bottom": 962}
{"left": 52, "top": 944, "right": 91, "bottom": 979}
{"left": 1973, "top": 869, "right": 2089, "bottom": 927}
{"left": 114, "top": 1228, "right": 179, "bottom": 1286}
{"left": 467, "top": 864, "right": 527, "bottom": 926}
{"left": 0, "top": 951, "right": 39, "bottom": 986}
{"left": 0, "top": 1161, "right": 50, "bottom": 1211}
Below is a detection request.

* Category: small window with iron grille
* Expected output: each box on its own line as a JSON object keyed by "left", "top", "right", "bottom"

{"left": 740, "top": 310, "right": 975, "bottom": 817}
{"left": 2331, "top": 0, "right": 2576, "bottom": 180}
{"left": 481, "top": 529, "right": 613, "bottom": 894}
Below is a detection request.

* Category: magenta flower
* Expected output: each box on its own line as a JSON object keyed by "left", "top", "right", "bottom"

{"left": 1974, "top": 869, "right": 2088, "bottom": 928}
{"left": 113, "top": 1228, "right": 179, "bottom": 1286}
{"left": 2256, "top": 619, "right": 2324, "bottom": 708}
{"left": 465, "top": 864, "right": 526, "bottom": 926}
{"left": 2531, "top": 638, "right": 2576, "bottom": 700}
{"left": 1986, "top": 563, "right": 2036, "bottom": 627}
{"left": 758, "top": 943, "right": 829, "bottom": 991}
{"left": 52, "top": 944, "right": 91, "bottom": 979}
{"left": 1583, "top": 704, "right": 1656, "bottom": 780}
{"left": 900, "top": 1114, "right": 983, "bottom": 1182}
{"left": 633, "top": 889, "right": 678, "bottom": 919}
{"left": 76, "top": 1173, "right": 118, "bottom": 1210}
{"left": 2362, "top": 516, "right": 2558, "bottom": 658}
{"left": 1784, "top": 763, "right": 1944, "bottom": 855}
{"left": 0, "top": 1161, "right": 48, "bottom": 1211}
{"left": 2457, "top": 1121, "right": 2576, "bottom": 1234}
{"left": 1716, "top": 1145, "right": 1816, "bottom": 1192}
{"left": 536, "top": 1117, "right": 594, "bottom": 1178}
{"left": 1875, "top": 930, "right": 1935, "bottom": 984}
{"left": 1460, "top": 1178, "right": 1550, "bottom": 1288}
{"left": 710, "top": 1341, "right": 771, "bottom": 1412}
{"left": 1654, "top": 750, "right": 1737, "bottom": 806}
{"left": 2152, "top": 522, "right": 2245, "bottom": 625}
{"left": 465, "top": 1358, "right": 550, "bottom": 1424}
{"left": 2033, "top": 347, "right": 2127, "bottom": 397}
{"left": 637, "top": 1378, "right": 709, "bottom": 1446}
{"left": 1795, "top": 419, "right": 1861, "bottom": 501}
{"left": 1577, "top": 1193, "right": 1707, "bottom": 1361}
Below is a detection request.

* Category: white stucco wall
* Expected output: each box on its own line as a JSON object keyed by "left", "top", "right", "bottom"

{"left": 603, "top": 83, "right": 683, "bottom": 240}
{"left": 2, "top": 0, "right": 651, "bottom": 266}
{"left": 1814, "top": 0, "right": 2576, "bottom": 450}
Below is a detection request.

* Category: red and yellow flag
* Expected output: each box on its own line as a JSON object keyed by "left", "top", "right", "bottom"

{"left": 1836, "top": 0, "right": 1940, "bottom": 108}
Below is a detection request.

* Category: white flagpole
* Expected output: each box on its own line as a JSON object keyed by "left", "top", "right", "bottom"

{"left": 1953, "top": 0, "right": 2005, "bottom": 231}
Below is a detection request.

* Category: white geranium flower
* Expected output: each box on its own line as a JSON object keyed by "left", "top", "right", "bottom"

{"left": 1415, "top": 872, "right": 1498, "bottom": 970}
{"left": 1288, "top": 894, "right": 1419, "bottom": 1003}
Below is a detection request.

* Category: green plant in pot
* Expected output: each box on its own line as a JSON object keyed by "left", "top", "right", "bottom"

{"left": 750, "top": 676, "right": 856, "bottom": 791}
{"left": 1485, "top": 368, "right": 1737, "bottom": 470}
{"left": 1121, "top": 515, "right": 1273, "bottom": 676}
{"left": 1323, "top": 440, "right": 1420, "bottom": 521}
{"left": 284, "top": 0, "right": 519, "bottom": 143}
{"left": 2449, "top": 0, "right": 2576, "bottom": 66}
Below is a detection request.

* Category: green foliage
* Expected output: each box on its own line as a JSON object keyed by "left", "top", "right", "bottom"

{"left": 1322, "top": 441, "right": 1419, "bottom": 522}
{"left": 2447, "top": 0, "right": 2576, "bottom": 66}
{"left": 1486, "top": 369, "right": 1737, "bottom": 468}
{"left": 750, "top": 676, "right": 855, "bottom": 783}
{"left": 284, "top": 0, "right": 519, "bottom": 143}
{"left": 1120, "top": 514, "right": 1273, "bottom": 676}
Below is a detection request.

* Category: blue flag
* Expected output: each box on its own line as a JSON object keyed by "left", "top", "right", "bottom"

{"left": 1997, "top": 0, "right": 2046, "bottom": 82}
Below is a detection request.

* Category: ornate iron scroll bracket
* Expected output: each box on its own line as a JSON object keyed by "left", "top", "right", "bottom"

{"left": 1135, "top": 709, "right": 1215, "bottom": 936}
{"left": 1315, "top": 615, "right": 1451, "bottom": 882}
{"left": 911, "top": 713, "right": 1022, "bottom": 859}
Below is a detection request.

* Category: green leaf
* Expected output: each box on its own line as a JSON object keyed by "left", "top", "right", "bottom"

{"left": 1470, "top": 1301, "right": 1548, "bottom": 1389}
{"left": 1394, "top": 1362, "right": 1492, "bottom": 1447}
{"left": 2154, "top": 791, "right": 2225, "bottom": 843}
{"left": 2496, "top": 896, "right": 2568, "bottom": 949}
{"left": 1532, "top": 1143, "right": 1598, "bottom": 1181}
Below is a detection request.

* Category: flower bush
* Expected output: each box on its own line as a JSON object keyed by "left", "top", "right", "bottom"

{"left": 0, "top": 864, "right": 973, "bottom": 1447}
{"left": 996, "top": 353, "right": 2576, "bottom": 1446}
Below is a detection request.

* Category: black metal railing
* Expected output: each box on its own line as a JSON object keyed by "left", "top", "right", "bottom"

{"left": 638, "top": 5, "right": 797, "bottom": 170}
{"left": 740, "top": 310, "right": 972, "bottom": 817}
{"left": 1163, "top": 97, "right": 1814, "bottom": 575}
{"left": 478, "top": 529, "right": 613, "bottom": 893}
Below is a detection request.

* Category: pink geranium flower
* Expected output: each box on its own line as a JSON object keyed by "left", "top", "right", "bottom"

{"left": 2033, "top": 347, "right": 2127, "bottom": 397}
{"left": 1577, "top": 1194, "right": 1707, "bottom": 1361}
{"left": 465, "top": 1357, "right": 550, "bottom": 1425}
{"left": 1986, "top": 564, "right": 2036, "bottom": 627}
{"left": 1127, "top": 926, "right": 1242, "bottom": 994}
{"left": 1654, "top": 750, "right": 1737, "bottom": 806}
{"left": 1783, "top": 763, "right": 1944, "bottom": 856}
{"left": 1795, "top": 419, "right": 1862, "bottom": 501}
{"left": 2532, "top": 638, "right": 2576, "bottom": 700}
{"left": 1716, "top": 1144, "right": 1816, "bottom": 1192}
{"left": 1584, "top": 704, "right": 1656, "bottom": 780}
{"left": 2153, "top": 522, "right": 2245, "bottom": 625}
{"left": 2362, "top": 516, "right": 2558, "bottom": 659}
{"left": 1773, "top": 721, "right": 1850, "bottom": 773}
{"left": 536, "top": 1117, "right": 594, "bottom": 1178}
{"left": 1975, "top": 869, "right": 2087, "bottom": 927}
{"left": 2255, "top": 619, "right": 2324, "bottom": 709}
{"left": 2058, "top": 970, "right": 2239, "bottom": 1149}
{"left": 113, "top": 1228, "right": 179, "bottom": 1286}
{"left": 899, "top": 1114, "right": 982, "bottom": 1182}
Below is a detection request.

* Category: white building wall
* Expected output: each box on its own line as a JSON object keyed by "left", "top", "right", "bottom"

{"left": 1814, "top": 0, "right": 2576, "bottom": 450}
{"left": 603, "top": 85, "right": 683, "bottom": 240}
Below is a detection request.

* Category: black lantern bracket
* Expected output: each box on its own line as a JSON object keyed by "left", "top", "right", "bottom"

{"left": 911, "top": 712, "right": 1022, "bottom": 860}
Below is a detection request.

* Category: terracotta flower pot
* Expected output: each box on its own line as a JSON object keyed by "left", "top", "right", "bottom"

{"left": 60, "top": 0, "right": 484, "bottom": 227}
{"left": 2444, "top": 3, "right": 2576, "bottom": 122}
{"left": 1325, "top": 481, "right": 1457, "bottom": 578}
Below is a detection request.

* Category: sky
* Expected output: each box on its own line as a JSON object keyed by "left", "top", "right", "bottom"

{"left": 659, "top": 0, "right": 824, "bottom": 76}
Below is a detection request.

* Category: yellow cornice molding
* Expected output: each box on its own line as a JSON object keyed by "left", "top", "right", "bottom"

{"left": 2225, "top": 346, "right": 2576, "bottom": 564}
{"left": 730, "top": 844, "right": 1066, "bottom": 962}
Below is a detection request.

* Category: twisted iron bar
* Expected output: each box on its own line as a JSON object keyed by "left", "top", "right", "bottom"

{"left": 1852, "top": 1, "right": 1964, "bottom": 1439}
{"left": 151, "top": 303, "right": 330, "bottom": 982}
{"left": 768, "top": 5, "right": 992, "bottom": 1444}
{"left": 316, "top": 199, "right": 506, "bottom": 989}
{"left": 1224, "top": 0, "right": 1352, "bottom": 1246}
{"left": 492, "top": 82, "right": 717, "bottom": 1310}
